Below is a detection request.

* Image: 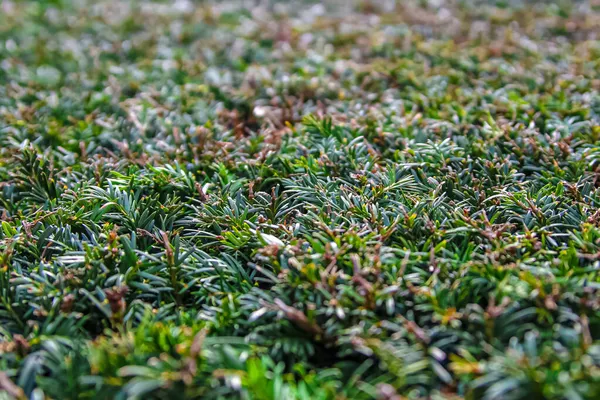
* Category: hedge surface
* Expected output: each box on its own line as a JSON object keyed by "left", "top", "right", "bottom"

{"left": 1, "top": 1, "right": 600, "bottom": 399}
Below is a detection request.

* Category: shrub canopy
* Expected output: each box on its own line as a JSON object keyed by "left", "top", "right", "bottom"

{"left": 1, "top": 1, "right": 600, "bottom": 399}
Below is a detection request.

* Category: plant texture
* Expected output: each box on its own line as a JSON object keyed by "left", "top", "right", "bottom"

{"left": 1, "top": 0, "right": 600, "bottom": 399}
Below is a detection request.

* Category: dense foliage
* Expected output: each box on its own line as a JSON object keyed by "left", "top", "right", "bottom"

{"left": 1, "top": 0, "right": 600, "bottom": 398}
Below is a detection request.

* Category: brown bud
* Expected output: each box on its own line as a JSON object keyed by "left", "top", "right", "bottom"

{"left": 61, "top": 294, "right": 76, "bottom": 313}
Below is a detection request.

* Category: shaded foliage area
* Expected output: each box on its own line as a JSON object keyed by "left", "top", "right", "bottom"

{"left": 1, "top": 0, "right": 600, "bottom": 399}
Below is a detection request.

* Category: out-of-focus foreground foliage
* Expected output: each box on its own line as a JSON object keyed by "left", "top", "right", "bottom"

{"left": 1, "top": 0, "right": 600, "bottom": 398}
